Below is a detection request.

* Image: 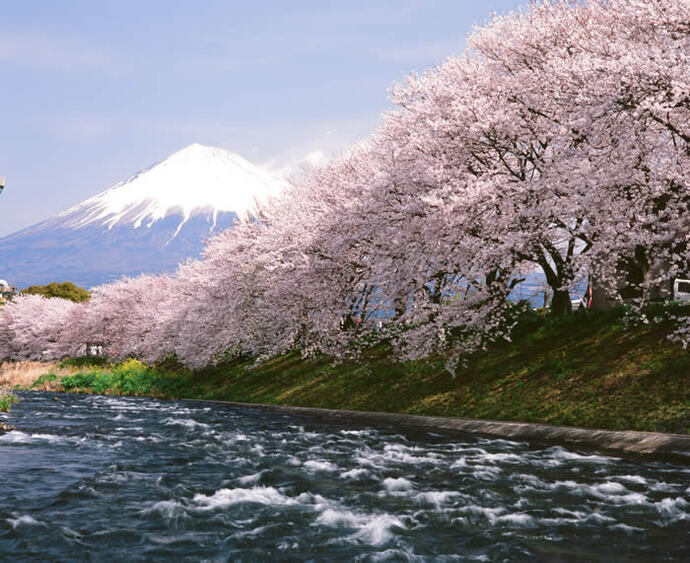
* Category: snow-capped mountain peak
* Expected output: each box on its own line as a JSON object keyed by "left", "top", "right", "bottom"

{"left": 0, "top": 144, "right": 290, "bottom": 288}
{"left": 57, "top": 143, "right": 289, "bottom": 231}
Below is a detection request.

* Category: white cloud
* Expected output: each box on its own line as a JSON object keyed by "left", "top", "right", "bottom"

{"left": 257, "top": 115, "right": 380, "bottom": 180}
{"left": 303, "top": 150, "right": 328, "bottom": 167}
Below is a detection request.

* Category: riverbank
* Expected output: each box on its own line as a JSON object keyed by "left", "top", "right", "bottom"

{"left": 0, "top": 360, "right": 80, "bottom": 415}
{"left": 3, "top": 308, "right": 689, "bottom": 435}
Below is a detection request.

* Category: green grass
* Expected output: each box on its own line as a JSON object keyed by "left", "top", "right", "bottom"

{"left": 59, "top": 359, "right": 193, "bottom": 398}
{"left": 0, "top": 390, "right": 19, "bottom": 412}
{"left": 28, "top": 307, "right": 690, "bottom": 434}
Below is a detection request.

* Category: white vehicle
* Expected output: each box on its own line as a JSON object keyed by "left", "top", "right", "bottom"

{"left": 673, "top": 279, "right": 690, "bottom": 302}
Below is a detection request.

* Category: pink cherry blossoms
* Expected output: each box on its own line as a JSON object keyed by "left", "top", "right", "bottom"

{"left": 1, "top": 0, "right": 688, "bottom": 367}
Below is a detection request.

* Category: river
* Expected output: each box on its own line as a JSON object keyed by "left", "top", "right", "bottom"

{"left": 0, "top": 391, "right": 688, "bottom": 560}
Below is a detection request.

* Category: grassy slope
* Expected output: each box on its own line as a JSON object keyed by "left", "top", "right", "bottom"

{"left": 31, "top": 309, "right": 690, "bottom": 434}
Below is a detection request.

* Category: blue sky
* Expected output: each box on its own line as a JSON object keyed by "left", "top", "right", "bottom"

{"left": 0, "top": 0, "right": 524, "bottom": 235}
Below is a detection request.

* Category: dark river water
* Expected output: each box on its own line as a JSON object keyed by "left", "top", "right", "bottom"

{"left": 0, "top": 392, "right": 688, "bottom": 561}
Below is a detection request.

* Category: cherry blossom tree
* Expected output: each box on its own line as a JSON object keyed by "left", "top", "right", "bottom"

{"left": 0, "top": 295, "right": 85, "bottom": 361}
{"left": 71, "top": 274, "right": 177, "bottom": 362}
{"left": 4, "top": 0, "right": 688, "bottom": 367}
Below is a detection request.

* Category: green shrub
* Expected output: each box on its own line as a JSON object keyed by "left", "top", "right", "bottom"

{"left": 0, "top": 391, "right": 19, "bottom": 412}
{"left": 62, "top": 372, "right": 109, "bottom": 392}
{"left": 31, "top": 373, "right": 58, "bottom": 388}
{"left": 59, "top": 356, "right": 109, "bottom": 369}
{"left": 23, "top": 281, "right": 90, "bottom": 302}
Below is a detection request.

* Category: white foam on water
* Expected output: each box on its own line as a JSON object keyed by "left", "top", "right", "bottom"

{"left": 582, "top": 512, "right": 615, "bottom": 524}
{"left": 341, "top": 468, "right": 370, "bottom": 480}
{"left": 609, "top": 493, "right": 650, "bottom": 505}
{"left": 0, "top": 431, "right": 32, "bottom": 443}
{"left": 315, "top": 508, "right": 362, "bottom": 528}
{"left": 451, "top": 456, "right": 467, "bottom": 468}
{"left": 368, "top": 548, "right": 425, "bottom": 562}
{"left": 655, "top": 497, "right": 688, "bottom": 520}
{"left": 162, "top": 417, "right": 210, "bottom": 430}
{"left": 477, "top": 437, "right": 524, "bottom": 448}
{"left": 238, "top": 471, "right": 264, "bottom": 485}
{"left": 141, "top": 500, "right": 185, "bottom": 519}
{"left": 478, "top": 452, "right": 523, "bottom": 464}
{"left": 382, "top": 477, "right": 414, "bottom": 492}
{"left": 612, "top": 474, "right": 647, "bottom": 485}
{"left": 192, "top": 486, "right": 296, "bottom": 509}
{"left": 459, "top": 505, "right": 506, "bottom": 523}
{"left": 514, "top": 473, "right": 549, "bottom": 490}
{"left": 471, "top": 465, "right": 503, "bottom": 480}
{"left": 412, "top": 491, "right": 461, "bottom": 506}
{"left": 7, "top": 515, "right": 40, "bottom": 529}
{"left": 355, "top": 453, "right": 386, "bottom": 470}
{"left": 552, "top": 507, "right": 587, "bottom": 519}
{"left": 0, "top": 431, "right": 72, "bottom": 445}
{"left": 303, "top": 460, "right": 338, "bottom": 472}
{"left": 31, "top": 432, "right": 65, "bottom": 442}
{"left": 277, "top": 540, "right": 300, "bottom": 551}
{"left": 546, "top": 447, "right": 616, "bottom": 464}
{"left": 349, "top": 514, "right": 405, "bottom": 546}
{"left": 595, "top": 482, "right": 629, "bottom": 494}
{"left": 539, "top": 516, "right": 581, "bottom": 527}
{"left": 294, "top": 492, "right": 331, "bottom": 508}
{"left": 454, "top": 447, "right": 488, "bottom": 455}
{"left": 379, "top": 444, "right": 439, "bottom": 464}
{"left": 649, "top": 482, "right": 681, "bottom": 493}
{"left": 61, "top": 525, "right": 84, "bottom": 539}
{"left": 340, "top": 429, "right": 373, "bottom": 437}
{"left": 496, "top": 512, "right": 536, "bottom": 527}
{"left": 553, "top": 480, "right": 646, "bottom": 503}
{"left": 132, "top": 435, "right": 162, "bottom": 443}
{"left": 609, "top": 523, "right": 644, "bottom": 534}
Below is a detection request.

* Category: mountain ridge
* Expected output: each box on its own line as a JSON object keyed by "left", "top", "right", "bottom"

{"left": 0, "top": 144, "right": 289, "bottom": 288}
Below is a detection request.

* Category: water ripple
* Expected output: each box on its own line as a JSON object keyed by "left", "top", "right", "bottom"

{"left": 0, "top": 391, "right": 688, "bottom": 560}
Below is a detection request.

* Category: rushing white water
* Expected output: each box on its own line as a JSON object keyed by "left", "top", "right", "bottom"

{"left": 1, "top": 392, "right": 688, "bottom": 560}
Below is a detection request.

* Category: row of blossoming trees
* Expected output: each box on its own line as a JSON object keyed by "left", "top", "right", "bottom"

{"left": 1, "top": 0, "right": 688, "bottom": 368}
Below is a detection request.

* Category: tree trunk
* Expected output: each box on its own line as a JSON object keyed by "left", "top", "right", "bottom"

{"left": 590, "top": 276, "right": 620, "bottom": 310}
{"left": 551, "top": 289, "right": 572, "bottom": 316}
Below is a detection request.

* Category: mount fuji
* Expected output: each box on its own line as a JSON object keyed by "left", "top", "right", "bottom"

{"left": 0, "top": 144, "right": 289, "bottom": 288}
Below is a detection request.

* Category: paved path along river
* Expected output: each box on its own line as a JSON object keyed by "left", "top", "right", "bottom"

{"left": 1, "top": 392, "right": 688, "bottom": 560}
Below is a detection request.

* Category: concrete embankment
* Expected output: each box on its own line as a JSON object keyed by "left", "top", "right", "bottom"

{"left": 193, "top": 400, "right": 690, "bottom": 458}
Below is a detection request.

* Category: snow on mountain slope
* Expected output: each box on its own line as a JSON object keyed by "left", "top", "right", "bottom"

{"left": 55, "top": 143, "right": 289, "bottom": 233}
{"left": 0, "top": 144, "right": 290, "bottom": 288}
